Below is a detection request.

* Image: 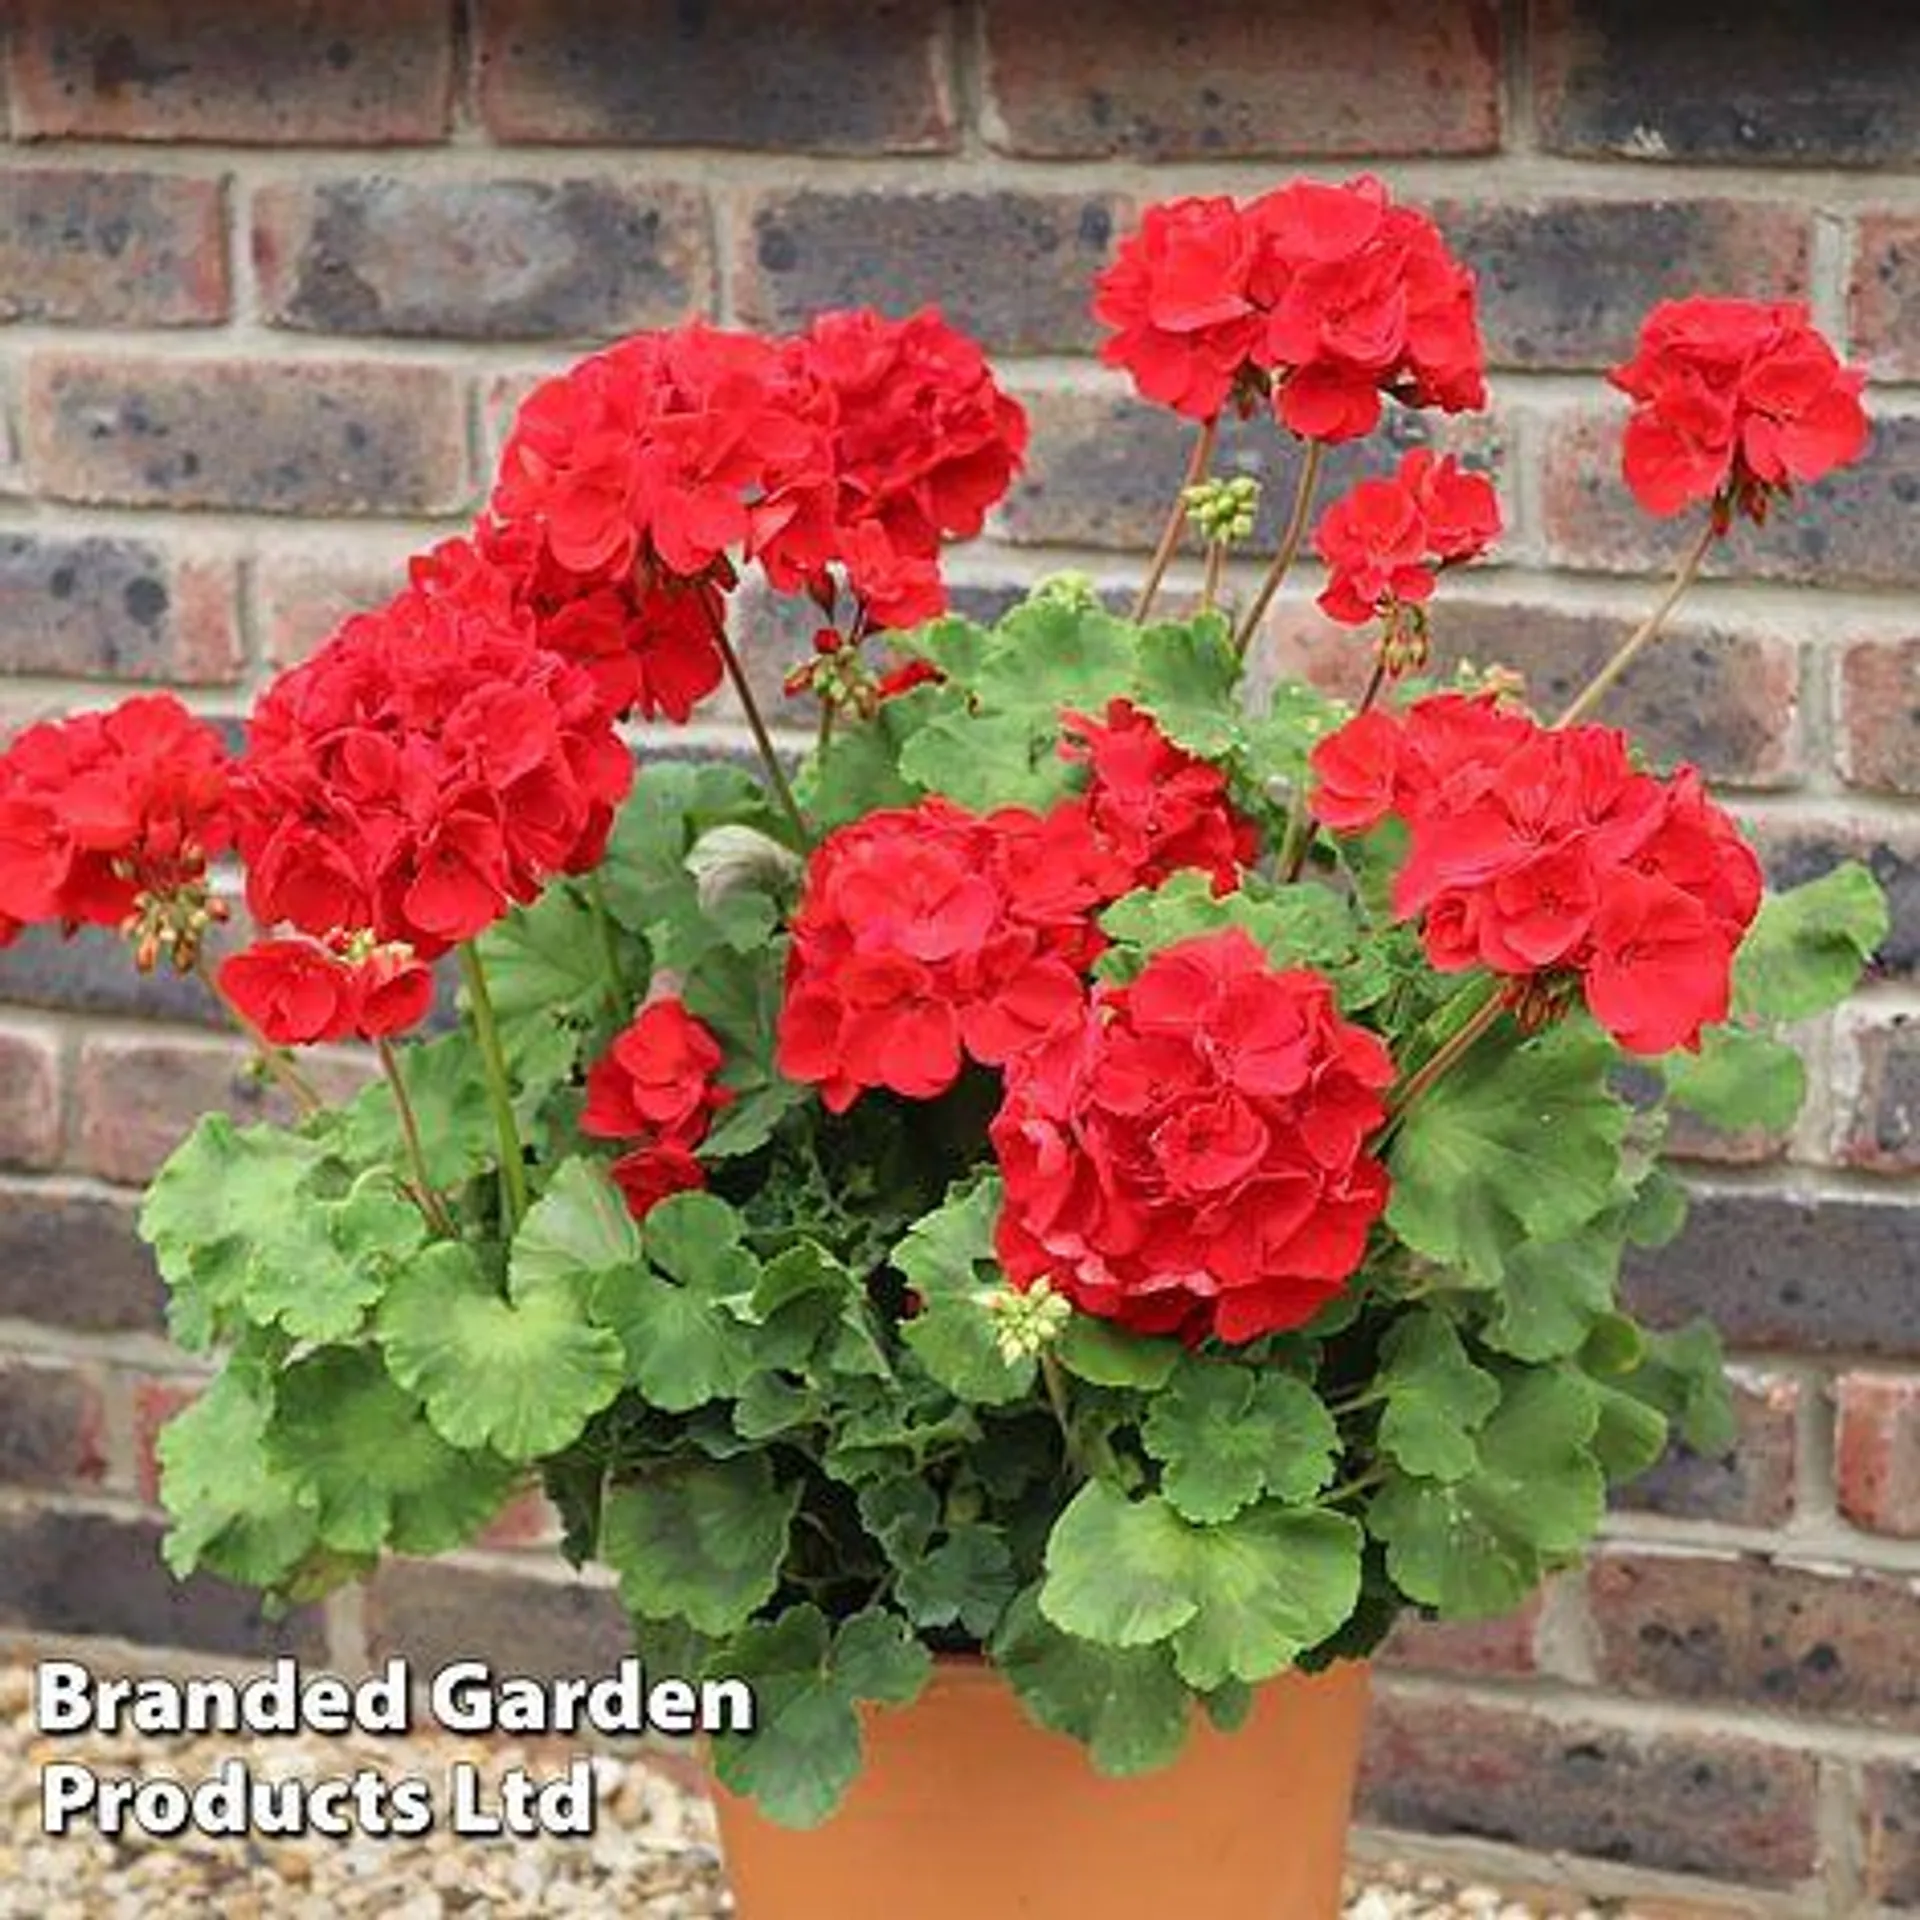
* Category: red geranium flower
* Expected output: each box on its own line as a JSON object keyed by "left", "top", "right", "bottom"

{"left": 581, "top": 998, "right": 732, "bottom": 1222}
{"left": 991, "top": 929, "right": 1395, "bottom": 1344}
{"left": 219, "top": 932, "right": 435, "bottom": 1046}
{"left": 1314, "top": 451, "right": 1501, "bottom": 627}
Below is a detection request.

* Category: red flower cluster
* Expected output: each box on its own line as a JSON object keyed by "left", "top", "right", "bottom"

{"left": 1314, "top": 451, "right": 1502, "bottom": 627}
{"left": 220, "top": 932, "right": 434, "bottom": 1046}
{"left": 0, "top": 694, "right": 230, "bottom": 946}
{"left": 1610, "top": 298, "right": 1869, "bottom": 521}
{"left": 582, "top": 999, "right": 732, "bottom": 1220}
{"left": 232, "top": 571, "right": 631, "bottom": 962}
{"left": 1093, "top": 177, "right": 1485, "bottom": 440}
{"left": 1309, "top": 695, "right": 1762, "bottom": 1053}
{"left": 992, "top": 929, "right": 1394, "bottom": 1344}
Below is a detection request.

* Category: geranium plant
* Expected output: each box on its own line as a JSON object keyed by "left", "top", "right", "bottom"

{"left": 3, "top": 178, "right": 1889, "bottom": 1829}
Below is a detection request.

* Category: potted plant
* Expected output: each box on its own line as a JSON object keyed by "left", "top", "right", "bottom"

{"left": 0, "top": 177, "right": 1887, "bottom": 1919}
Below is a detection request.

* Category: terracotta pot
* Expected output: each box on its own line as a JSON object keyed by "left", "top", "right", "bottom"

{"left": 711, "top": 1656, "right": 1372, "bottom": 1920}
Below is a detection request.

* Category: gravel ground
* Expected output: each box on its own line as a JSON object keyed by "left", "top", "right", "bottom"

{"left": 0, "top": 1664, "right": 1616, "bottom": 1918}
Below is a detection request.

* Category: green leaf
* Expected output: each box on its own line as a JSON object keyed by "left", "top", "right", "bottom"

{"left": 1375, "top": 1312, "right": 1501, "bottom": 1480}
{"left": 1128, "top": 615, "right": 1243, "bottom": 758}
{"left": 475, "top": 887, "right": 610, "bottom": 1082}
{"left": 1054, "top": 1316, "right": 1181, "bottom": 1389}
{"left": 157, "top": 1373, "right": 317, "bottom": 1585}
{"left": 1387, "top": 1022, "right": 1629, "bottom": 1287}
{"left": 333, "top": 1035, "right": 498, "bottom": 1193}
{"left": 600, "top": 761, "right": 786, "bottom": 934}
{"left": 894, "top": 1176, "right": 1034, "bottom": 1405}
{"left": 377, "top": 1241, "right": 625, "bottom": 1460}
{"left": 1734, "top": 863, "right": 1888, "bottom": 1022}
{"left": 706, "top": 1605, "right": 931, "bottom": 1828}
{"left": 896, "top": 1525, "right": 1019, "bottom": 1639}
{"left": 800, "top": 684, "right": 944, "bottom": 828}
{"left": 1661, "top": 1026, "right": 1805, "bottom": 1133}
{"left": 1617, "top": 1322, "right": 1737, "bottom": 1456}
{"left": 510, "top": 1157, "right": 642, "bottom": 1294}
{"left": 1143, "top": 1362, "right": 1336, "bottom": 1522}
{"left": 1589, "top": 1383, "right": 1671, "bottom": 1483}
{"left": 239, "top": 1180, "right": 429, "bottom": 1347}
{"left": 1370, "top": 1369, "right": 1604, "bottom": 1617}
{"left": 1040, "top": 1481, "right": 1201, "bottom": 1646}
{"left": 602, "top": 1456, "right": 800, "bottom": 1637}
{"left": 856, "top": 1476, "right": 941, "bottom": 1560}
{"left": 992, "top": 1589, "right": 1193, "bottom": 1777}
{"left": 1480, "top": 1227, "right": 1621, "bottom": 1364}
{"left": 267, "top": 1347, "right": 513, "bottom": 1558}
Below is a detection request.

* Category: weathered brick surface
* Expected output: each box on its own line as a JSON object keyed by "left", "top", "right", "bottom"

{"left": 0, "top": 1507, "right": 325, "bottom": 1658}
{"left": 128, "top": 1376, "right": 200, "bottom": 1506}
{"left": 1866, "top": 1763, "right": 1920, "bottom": 1907}
{"left": 981, "top": 0, "right": 1501, "bottom": 158}
{"left": 1852, "top": 213, "right": 1920, "bottom": 381}
{"left": 0, "top": 1360, "right": 106, "bottom": 1492}
{"left": 75, "top": 1032, "right": 375, "bottom": 1187}
{"left": 1616, "top": 1374, "right": 1799, "bottom": 1529}
{"left": 1838, "top": 637, "right": 1920, "bottom": 796}
{"left": 1258, "top": 596, "right": 1800, "bottom": 788}
{"left": 1622, "top": 1189, "right": 1920, "bottom": 1357}
{"left": 737, "top": 189, "right": 1126, "bottom": 354}
{"left": 254, "top": 178, "right": 714, "bottom": 342}
{"left": 0, "top": 533, "right": 241, "bottom": 684}
{"left": 1837, "top": 1374, "right": 1920, "bottom": 1540}
{"left": 1591, "top": 1550, "right": 1920, "bottom": 1729}
{"left": 26, "top": 355, "right": 470, "bottom": 517}
{"left": 476, "top": 0, "right": 955, "bottom": 152}
{"left": 1358, "top": 1688, "right": 1819, "bottom": 1886}
{"left": 1377, "top": 1600, "right": 1538, "bottom": 1678}
{"left": 1435, "top": 197, "right": 1811, "bottom": 370}
{"left": 364, "top": 1558, "right": 633, "bottom": 1681}
{"left": 0, "top": 1020, "right": 61, "bottom": 1171}
{"left": 252, "top": 550, "right": 407, "bottom": 667}
{"left": 0, "top": 1185, "right": 164, "bottom": 1334}
{"left": 0, "top": 920, "right": 241, "bottom": 1029}
{"left": 1834, "top": 1010, "right": 1920, "bottom": 1174}
{"left": 0, "top": 168, "right": 227, "bottom": 326}
{"left": 5, "top": 0, "right": 453, "bottom": 144}
{"left": 1542, "top": 406, "right": 1920, "bottom": 590}
{"left": 1532, "top": 0, "right": 1920, "bottom": 166}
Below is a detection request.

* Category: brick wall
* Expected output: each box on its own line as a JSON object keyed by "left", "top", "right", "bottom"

{"left": 0, "top": 2, "right": 1915, "bottom": 1911}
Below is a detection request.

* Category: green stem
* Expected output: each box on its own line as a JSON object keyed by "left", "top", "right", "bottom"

{"left": 377, "top": 1038, "right": 459, "bottom": 1237}
{"left": 1384, "top": 982, "right": 1507, "bottom": 1127}
{"left": 583, "top": 872, "right": 630, "bottom": 1015}
{"left": 1323, "top": 1465, "right": 1388, "bottom": 1506}
{"left": 1199, "top": 538, "right": 1227, "bottom": 616}
{"left": 459, "top": 943, "right": 529, "bottom": 1231}
{"left": 701, "top": 599, "right": 811, "bottom": 848}
{"left": 1232, "top": 440, "right": 1324, "bottom": 657}
{"left": 1133, "top": 417, "right": 1219, "bottom": 623}
{"left": 1039, "top": 1351, "right": 1089, "bottom": 1480}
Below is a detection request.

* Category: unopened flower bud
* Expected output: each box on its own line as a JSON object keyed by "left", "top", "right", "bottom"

{"left": 1183, "top": 474, "right": 1261, "bottom": 547}
{"left": 978, "top": 1276, "right": 1073, "bottom": 1364}
{"left": 1029, "top": 571, "right": 1102, "bottom": 613}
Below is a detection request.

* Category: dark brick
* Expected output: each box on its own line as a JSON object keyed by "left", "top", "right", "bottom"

{"left": 26, "top": 354, "right": 470, "bottom": 517}
{"left": 0, "top": 168, "right": 227, "bottom": 326}
{"left": 1853, "top": 214, "right": 1920, "bottom": 383}
{"left": 1258, "top": 596, "right": 1800, "bottom": 788}
{"left": 0, "top": 918, "right": 244, "bottom": 1028}
{"left": 982, "top": 0, "right": 1500, "bottom": 158}
{"left": 0, "top": 1506, "right": 324, "bottom": 1658}
{"left": 1616, "top": 1374, "right": 1799, "bottom": 1529}
{"left": 1839, "top": 637, "right": 1920, "bottom": 796}
{"left": 1838, "top": 1375, "right": 1920, "bottom": 1542}
{"left": 477, "top": 0, "right": 955, "bottom": 152}
{"left": 1836, "top": 1012, "right": 1920, "bottom": 1175}
{"left": 5, "top": 0, "right": 452, "bottom": 144}
{"left": 0, "top": 1020, "right": 61, "bottom": 1171}
{"left": 1533, "top": 0, "right": 1920, "bottom": 166}
{"left": 253, "top": 177, "right": 714, "bottom": 342}
{"left": 1542, "top": 406, "right": 1920, "bottom": 590}
{"left": 1866, "top": 1763, "right": 1920, "bottom": 1907}
{"left": 0, "top": 533, "right": 240, "bottom": 683}
{"left": 1751, "top": 822, "right": 1920, "bottom": 985}
{"left": 1004, "top": 387, "right": 1505, "bottom": 551}
{"left": 1623, "top": 1189, "right": 1919, "bottom": 1357}
{"left": 1432, "top": 197, "right": 1811, "bottom": 371}
{"left": 1358, "top": 1688, "right": 1818, "bottom": 1886}
{"left": 737, "top": 189, "right": 1127, "bottom": 355}
{"left": 1590, "top": 1550, "right": 1920, "bottom": 1730}
{"left": 365, "top": 1558, "right": 633, "bottom": 1680}
{"left": 0, "top": 1360, "right": 106, "bottom": 1491}
{"left": 1377, "top": 1599, "right": 1538, "bottom": 1678}
{"left": 0, "top": 1184, "right": 164, "bottom": 1334}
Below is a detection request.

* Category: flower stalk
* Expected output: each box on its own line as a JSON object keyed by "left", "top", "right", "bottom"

{"left": 700, "top": 596, "right": 812, "bottom": 848}
{"left": 1134, "top": 417, "right": 1220, "bottom": 622}
{"left": 1233, "top": 440, "right": 1324, "bottom": 656}
{"left": 377, "top": 1038, "right": 459, "bottom": 1237}
{"left": 458, "top": 943, "right": 529, "bottom": 1232}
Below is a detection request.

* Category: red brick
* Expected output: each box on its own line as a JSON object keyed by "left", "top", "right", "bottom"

{"left": 6, "top": 0, "right": 452, "bottom": 144}
{"left": 1259, "top": 594, "right": 1799, "bottom": 788}
{"left": 477, "top": 1487, "right": 563, "bottom": 1551}
{"left": 1358, "top": 1687, "right": 1818, "bottom": 1887}
{"left": 365, "top": 1557, "right": 632, "bottom": 1681}
{"left": 0, "top": 1184, "right": 164, "bottom": 1334}
{"left": 253, "top": 177, "right": 714, "bottom": 341}
{"left": 129, "top": 1376, "right": 202, "bottom": 1505}
{"left": 0, "top": 168, "right": 227, "bottom": 326}
{"left": 1839, "top": 637, "right": 1920, "bottom": 796}
{"left": 1589, "top": 1549, "right": 1920, "bottom": 1730}
{"left": 0, "top": 532, "right": 240, "bottom": 684}
{"left": 0, "top": 1359, "right": 107, "bottom": 1491}
{"left": 1852, "top": 214, "right": 1920, "bottom": 382}
{"left": 0, "top": 1020, "right": 61, "bottom": 1171}
{"left": 253, "top": 550, "right": 410, "bottom": 668}
{"left": 1541, "top": 405, "right": 1920, "bottom": 590}
{"left": 26, "top": 354, "right": 470, "bottom": 517}
{"left": 75, "top": 1032, "right": 375, "bottom": 1187}
{"left": 1837, "top": 1374, "right": 1920, "bottom": 1540}
{"left": 1835, "top": 1010, "right": 1920, "bottom": 1175}
{"left": 477, "top": 0, "right": 955, "bottom": 152}
{"left": 1378, "top": 1599, "right": 1537, "bottom": 1677}
{"left": 1617, "top": 1373, "right": 1799, "bottom": 1529}
{"left": 1433, "top": 196, "right": 1811, "bottom": 371}
{"left": 1865, "top": 1763, "right": 1920, "bottom": 1907}
{"left": 982, "top": 0, "right": 1500, "bottom": 158}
